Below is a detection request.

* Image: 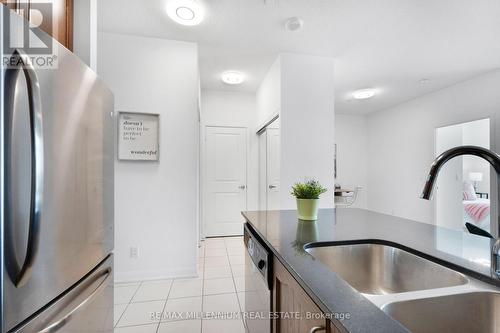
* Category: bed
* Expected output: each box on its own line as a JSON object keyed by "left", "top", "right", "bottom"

{"left": 463, "top": 198, "right": 490, "bottom": 231}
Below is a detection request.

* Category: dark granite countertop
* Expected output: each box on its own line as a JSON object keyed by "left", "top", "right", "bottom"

{"left": 242, "top": 208, "right": 499, "bottom": 333}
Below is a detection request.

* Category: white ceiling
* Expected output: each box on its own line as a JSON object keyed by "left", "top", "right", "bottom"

{"left": 100, "top": 0, "right": 500, "bottom": 114}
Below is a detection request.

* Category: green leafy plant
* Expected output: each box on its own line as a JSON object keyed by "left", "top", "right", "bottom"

{"left": 291, "top": 180, "right": 327, "bottom": 199}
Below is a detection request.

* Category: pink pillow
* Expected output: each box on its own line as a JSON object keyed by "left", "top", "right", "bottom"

{"left": 463, "top": 182, "right": 478, "bottom": 201}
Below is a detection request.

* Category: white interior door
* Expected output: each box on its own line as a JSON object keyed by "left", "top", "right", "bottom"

{"left": 266, "top": 128, "right": 280, "bottom": 210}
{"left": 205, "top": 126, "right": 247, "bottom": 237}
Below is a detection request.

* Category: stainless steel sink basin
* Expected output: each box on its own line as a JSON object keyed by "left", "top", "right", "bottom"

{"left": 306, "top": 243, "right": 468, "bottom": 294}
{"left": 382, "top": 292, "right": 500, "bottom": 332}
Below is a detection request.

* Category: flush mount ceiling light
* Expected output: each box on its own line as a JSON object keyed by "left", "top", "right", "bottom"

{"left": 221, "top": 71, "right": 245, "bottom": 85}
{"left": 166, "top": 0, "right": 204, "bottom": 26}
{"left": 176, "top": 6, "right": 195, "bottom": 20}
{"left": 285, "top": 17, "right": 304, "bottom": 31}
{"left": 352, "top": 88, "right": 377, "bottom": 100}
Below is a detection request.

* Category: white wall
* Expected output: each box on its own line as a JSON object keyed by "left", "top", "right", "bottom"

{"left": 99, "top": 33, "right": 200, "bottom": 281}
{"left": 335, "top": 114, "right": 368, "bottom": 208}
{"left": 462, "top": 119, "right": 491, "bottom": 194}
{"left": 435, "top": 124, "right": 465, "bottom": 229}
{"left": 256, "top": 57, "right": 281, "bottom": 127}
{"left": 200, "top": 89, "right": 259, "bottom": 217}
{"left": 366, "top": 70, "right": 500, "bottom": 225}
{"left": 201, "top": 90, "right": 257, "bottom": 129}
{"left": 96, "top": 0, "right": 106, "bottom": 73}
{"left": 280, "top": 53, "right": 336, "bottom": 209}
{"left": 73, "top": 0, "right": 97, "bottom": 70}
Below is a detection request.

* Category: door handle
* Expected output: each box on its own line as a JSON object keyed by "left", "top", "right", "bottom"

{"left": 239, "top": 185, "right": 246, "bottom": 190}
{"left": 309, "top": 326, "right": 326, "bottom": 333}
{"left": 268, "top": 185, "right": 277, "bottom": 189}
{"left": 4, "top": 49, "right": 44, "bottom": 288}
{"left": 37, "top": 267, "right": 112, "bottom": 333}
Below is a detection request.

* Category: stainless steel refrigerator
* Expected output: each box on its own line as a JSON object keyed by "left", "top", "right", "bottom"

{"left": 1, "top": 6, "right": 114, "bottom": 333}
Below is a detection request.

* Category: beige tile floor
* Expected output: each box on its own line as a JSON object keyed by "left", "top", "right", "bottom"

{"left": 114, "top": 236, "right": 246, "bottom": 333}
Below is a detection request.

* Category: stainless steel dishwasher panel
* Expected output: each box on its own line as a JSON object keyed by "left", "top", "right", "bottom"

{"left": 243, "top": 224, "right": 271, "bottom": 333}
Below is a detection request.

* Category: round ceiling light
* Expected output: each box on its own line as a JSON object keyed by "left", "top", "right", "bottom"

{"left": 166, "top": 0, "right": 204, "bottom": 26}
{"left": 176, "top": 7, "right": 195, "bottom": 20}
{"left": 221, "top": 71, "right": 245, "bottom": 85}
{"left": 352, "top": 88, "right": 377, "bottom": 100}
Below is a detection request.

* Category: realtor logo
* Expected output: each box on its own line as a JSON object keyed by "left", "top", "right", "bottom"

{"left": 2, "top": 1, "right": 58, "bottom": 68}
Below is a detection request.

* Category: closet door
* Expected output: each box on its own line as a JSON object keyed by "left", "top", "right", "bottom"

{"left": 266, "top": 128, "right": 280, "bottom": 210}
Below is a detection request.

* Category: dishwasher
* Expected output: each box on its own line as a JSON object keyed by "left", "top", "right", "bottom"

{"left": 243, "top": 223, "right": 272, "bottom": 333}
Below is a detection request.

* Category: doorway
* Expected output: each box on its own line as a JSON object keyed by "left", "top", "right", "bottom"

{"left": 435, "top": 118, "right": 491, "bottom": 232}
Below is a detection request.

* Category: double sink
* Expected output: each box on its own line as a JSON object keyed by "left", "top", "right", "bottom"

{"left": 306, "top": 243, "right": 500, "bottom": 332}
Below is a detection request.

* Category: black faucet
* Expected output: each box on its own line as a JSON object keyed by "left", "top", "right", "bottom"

{"left": 421, "top": 145, "right": 500, "bottom": 278}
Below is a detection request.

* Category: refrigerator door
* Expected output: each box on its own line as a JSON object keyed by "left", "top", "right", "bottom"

{"left": 2, "top": 9, "right": 114, "bottom": 332}
{"left": 12, "top": 255, "right": 114, "bottom": 333}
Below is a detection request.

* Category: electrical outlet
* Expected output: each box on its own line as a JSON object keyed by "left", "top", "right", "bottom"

{"left": 130, "top": 246, "right": 139, "bottom": 259}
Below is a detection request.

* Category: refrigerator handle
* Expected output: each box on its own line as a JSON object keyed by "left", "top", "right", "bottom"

{"left": 17, "top": 49, "right": 44, "bottom": 287}
{"left": 4, "top": 49, "right": 44, "bottom": 288}
{"left": 37, "top": 267, "right": 112, "bottom": 333}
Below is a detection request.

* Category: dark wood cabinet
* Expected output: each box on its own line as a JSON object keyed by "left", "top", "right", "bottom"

{"left": 272, "top": 256, "right": 341, "bottom": 333}
{"left": 1, "top": 0, "right": 73, "bottom": 50}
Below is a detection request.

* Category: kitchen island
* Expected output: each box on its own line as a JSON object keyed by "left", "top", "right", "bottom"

{"left": 242, "top": 208, "right": 500, "bottom": 333}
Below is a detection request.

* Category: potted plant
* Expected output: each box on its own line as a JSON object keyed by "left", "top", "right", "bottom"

{"left": 291, "top": 180, "right": 327, "bottom": 220}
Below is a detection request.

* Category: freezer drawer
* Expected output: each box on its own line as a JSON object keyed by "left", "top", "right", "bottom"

{"left": 11, "top": 255, "right": 114, "bottom": 333}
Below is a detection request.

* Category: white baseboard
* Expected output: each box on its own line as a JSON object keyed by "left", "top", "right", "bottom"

{"left": 114, "top": 266, "right": 199, "bottom": 283}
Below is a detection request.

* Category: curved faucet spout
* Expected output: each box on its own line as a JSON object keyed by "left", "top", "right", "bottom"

{"left": 420, "top": 145, "right": 500, "bottom": 279}
{"left": 421, "top": 146, "right": 500, "bottom": 200}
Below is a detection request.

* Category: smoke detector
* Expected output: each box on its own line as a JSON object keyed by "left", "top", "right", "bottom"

{"left": 285, "top": 17, "right": 304, "bottom": 31}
